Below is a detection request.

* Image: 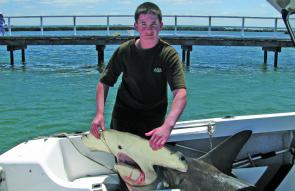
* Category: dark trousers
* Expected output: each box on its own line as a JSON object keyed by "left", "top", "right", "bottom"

{"left": 110, "top": 117, "right": 164, "bottom": 139}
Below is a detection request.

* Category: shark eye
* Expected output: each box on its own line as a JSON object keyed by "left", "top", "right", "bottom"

{"left": 118, "top": 145, "right": 122, "bottom": 150}
{"left": 180, "top": 156, "right": 185, "bottom": 161}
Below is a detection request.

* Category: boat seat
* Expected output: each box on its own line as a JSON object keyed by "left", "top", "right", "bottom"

{"left": 49, "top": 136, "right": 122, "bottom": 190}
{"left": 58, "top": 137, "right": 122, "bottom": 189}
{"left": 0, "top": 136, "right": 123, "bottom": 191}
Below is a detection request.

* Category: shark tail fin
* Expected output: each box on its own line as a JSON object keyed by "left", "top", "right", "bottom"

{"left": 200, "top": 130, "right": 252, "bottom": 175}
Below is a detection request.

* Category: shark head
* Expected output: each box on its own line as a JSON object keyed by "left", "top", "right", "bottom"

{"left": 83, "top": 129, "right": 254, "bottom": 190}
{"left": 82, "top": 129, "right": 188, "bottom": 186}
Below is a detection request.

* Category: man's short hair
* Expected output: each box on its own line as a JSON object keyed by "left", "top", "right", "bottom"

{"left": 134, "top": 2, "right": 162, "bottom": 22}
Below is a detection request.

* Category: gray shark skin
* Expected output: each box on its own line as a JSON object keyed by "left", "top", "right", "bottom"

{"left": 82, "top": 130, "right": 254, "bottom": 191}
{"left": 153, "top": 130, "right": 254, "bottom": 191}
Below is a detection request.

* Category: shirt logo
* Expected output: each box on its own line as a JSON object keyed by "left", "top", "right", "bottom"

{"left": 153, "top": 67, "right": 162, "bottom": 73}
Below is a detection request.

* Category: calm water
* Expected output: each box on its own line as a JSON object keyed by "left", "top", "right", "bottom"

{"left": 1, "top": 31, "right": 295, "bottom": 153}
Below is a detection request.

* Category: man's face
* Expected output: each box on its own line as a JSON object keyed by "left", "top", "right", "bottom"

{"left": 134, "top": 13, "right": 163, "bottom": 42}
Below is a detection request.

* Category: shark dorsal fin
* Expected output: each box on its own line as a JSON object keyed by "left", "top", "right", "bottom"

{"left": 200, "top": 130, "right": 252, "bottom": 175}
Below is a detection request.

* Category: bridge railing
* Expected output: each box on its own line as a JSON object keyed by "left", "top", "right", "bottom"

{"left": 2, "top": 15, "right": 287, "bottom": 37}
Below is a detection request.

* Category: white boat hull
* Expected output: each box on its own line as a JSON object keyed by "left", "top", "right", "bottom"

{"left": 1, "top": 112, "right": 295, "bottom": 190}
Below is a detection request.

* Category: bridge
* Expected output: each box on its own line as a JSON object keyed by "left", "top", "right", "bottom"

{"left": 0, "top": 15, "right": 294, "bottom": 68}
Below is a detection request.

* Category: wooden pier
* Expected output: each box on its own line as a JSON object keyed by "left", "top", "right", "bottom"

{"left": 0, "top": 35, "right": 293, "bottom": 68}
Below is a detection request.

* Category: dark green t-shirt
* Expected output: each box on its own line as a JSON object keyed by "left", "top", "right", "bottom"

{"left": 100, "top": 38, "right": 186, "bottom": 121}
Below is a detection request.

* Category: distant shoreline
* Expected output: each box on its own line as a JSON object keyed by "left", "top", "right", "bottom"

{"left": 3, "top": 25, "right": 287, "bottom": 32}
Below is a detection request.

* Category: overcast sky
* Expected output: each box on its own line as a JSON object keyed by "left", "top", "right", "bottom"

{"left": 0, "top": 0, "right": 279, "bottom": 17}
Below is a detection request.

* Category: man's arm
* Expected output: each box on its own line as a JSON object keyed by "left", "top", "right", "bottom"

{"left": 145, "top": 88, "right": 187, "bottom": 150}
{"left": 90, "top": 81, "right": 109, "bottom": 138}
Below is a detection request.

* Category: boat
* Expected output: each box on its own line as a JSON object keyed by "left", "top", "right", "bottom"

{"left": 1, "top": 0, "right": 295, "bottom": 190}
{"left": 1, "top": 112, "right": 295, "bottom": 191}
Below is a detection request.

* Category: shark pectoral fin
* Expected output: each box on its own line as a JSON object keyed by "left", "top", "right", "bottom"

{"left": 114, "top": 164, "right": 144, "bottom": 186}
{"left": 81, "top": 132, "right": 110, "bottom": 153}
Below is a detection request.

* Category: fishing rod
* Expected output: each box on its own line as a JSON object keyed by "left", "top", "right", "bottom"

{"left": 233, "top": 147, "right": 295, "bottom": 168}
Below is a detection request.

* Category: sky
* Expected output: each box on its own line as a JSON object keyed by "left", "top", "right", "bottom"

{"left": 0, "top": 0, "right": 282, "bottom": 27}
{"left": 0, "top": 0, "right": 279, "bottom": 17}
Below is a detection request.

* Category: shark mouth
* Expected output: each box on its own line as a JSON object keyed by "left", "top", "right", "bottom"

{"left": 117, "top": 152, "right": 139, "bottom": 167}
{"left": 116, "top": 152, "right": 146, "bottom": 184}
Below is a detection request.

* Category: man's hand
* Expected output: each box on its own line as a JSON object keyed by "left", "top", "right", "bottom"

{"left": 145, "top": 88, "right": 186, "bottom": 150}
{"left": 145, "top": 124, "right": 172, "bottom": 150}
{"left": 90, "top": 114, "right": 106, "bottom": 139}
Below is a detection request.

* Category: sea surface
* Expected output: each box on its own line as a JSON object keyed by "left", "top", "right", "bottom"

{"left": 1, "top": 30, "right": 295, "bottom": 153}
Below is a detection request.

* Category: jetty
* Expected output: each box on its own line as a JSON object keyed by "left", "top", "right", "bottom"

{"left": 0, "top": 15, "right": 294, "bottom": 68}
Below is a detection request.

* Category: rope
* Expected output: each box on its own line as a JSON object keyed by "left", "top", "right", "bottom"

{"left": 207, "top": 121, "right": 215, "bottom": 150}
{"left": 100, "top": 130, "right": 114, "bottom": 155}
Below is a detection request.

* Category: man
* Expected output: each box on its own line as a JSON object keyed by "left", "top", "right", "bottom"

{"left": 0, "top": 14, "right": 5, "bottom": 36}
{"left": 90, "top": 2, "right": 187, "bottom": 151}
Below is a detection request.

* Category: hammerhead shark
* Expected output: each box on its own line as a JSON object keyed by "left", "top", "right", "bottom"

{"left": 82, "top": 129, "right": 254, "bottom": 191}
